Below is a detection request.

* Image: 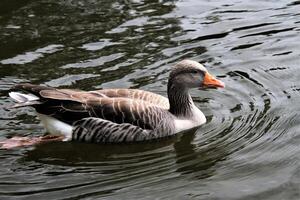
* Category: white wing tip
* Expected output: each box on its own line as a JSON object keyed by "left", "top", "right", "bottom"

{"left": 9, "top": 92, "right": 25, "bottom": 102}
{"left": 9, "top": 92, "right": 39, "bottom": 102}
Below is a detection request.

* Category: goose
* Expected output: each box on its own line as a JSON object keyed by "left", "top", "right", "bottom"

{"left": 3, "top": 60, "right": 224, "bottom": 148}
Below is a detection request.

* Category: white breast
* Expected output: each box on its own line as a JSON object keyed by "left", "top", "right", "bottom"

{"left": 174, "top": 105, "right": 206, "bottom": 133}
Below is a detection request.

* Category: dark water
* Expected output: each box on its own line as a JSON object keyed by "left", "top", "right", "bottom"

{"left": 0, "top": 0, "right": 300, "bottom": 199}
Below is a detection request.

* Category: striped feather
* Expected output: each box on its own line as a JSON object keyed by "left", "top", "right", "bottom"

{"left": 72, "top": 117, "right": 174, "bottom": 143}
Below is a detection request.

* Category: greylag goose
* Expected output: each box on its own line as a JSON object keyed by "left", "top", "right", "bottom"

{"left": 4, "top": 60, "right": 224, "bottom": 148}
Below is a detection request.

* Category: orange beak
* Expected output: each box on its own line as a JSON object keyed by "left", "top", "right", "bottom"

{"left": 202, "top": 72, "right": 225, "bottom": 88}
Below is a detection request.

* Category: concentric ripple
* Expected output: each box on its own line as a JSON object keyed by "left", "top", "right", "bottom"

{"left": 0, "top": 0, "right": 300, "bottom": 199}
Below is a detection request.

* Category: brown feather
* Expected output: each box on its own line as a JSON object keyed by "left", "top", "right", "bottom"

{"left": 11, "top": 84, "right": 172, "bottom": 130}
{"left": 96, "top": 89, "right": 169, "bottom": 109}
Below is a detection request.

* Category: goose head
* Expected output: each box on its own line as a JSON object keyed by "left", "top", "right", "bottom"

{"left": 168, "top": 60, "right": 225, "bottom": 89}
{"left": 167, "top": 60, "right": 224, "bottom": 117}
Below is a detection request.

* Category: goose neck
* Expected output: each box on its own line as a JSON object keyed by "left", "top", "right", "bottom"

{"left": 167, "top": 83, "right": 193, "bottom": 117}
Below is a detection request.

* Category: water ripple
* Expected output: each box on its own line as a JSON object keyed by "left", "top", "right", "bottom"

{"left": 0, "top": 0, "right": 299, "bottom": 199}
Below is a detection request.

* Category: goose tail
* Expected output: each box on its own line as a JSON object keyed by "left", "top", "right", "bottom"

{"left": 9, "top": 92, "right": 73, "bottom": 141}
{"left": 9, "top": 92, "right": 41, "bottom": 108}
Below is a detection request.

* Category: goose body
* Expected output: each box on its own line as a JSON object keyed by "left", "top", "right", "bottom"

{"left": 7, "top": 60, "right": 224, "bottom": 146}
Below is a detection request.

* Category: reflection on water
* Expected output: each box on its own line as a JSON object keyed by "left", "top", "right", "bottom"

{"left": 0, "top": 0, "right": 300, "bottom": 199}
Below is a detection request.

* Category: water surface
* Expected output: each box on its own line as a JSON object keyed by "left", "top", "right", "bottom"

{"left": 0, "top": 0, "right": 300, "bottom": 199}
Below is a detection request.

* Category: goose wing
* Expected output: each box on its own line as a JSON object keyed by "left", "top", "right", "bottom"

{"left": 13, "top": 84, "right": 174, "bottom": 131}
{"left": 13, "top": 84, "right": 169, "bottom": 108}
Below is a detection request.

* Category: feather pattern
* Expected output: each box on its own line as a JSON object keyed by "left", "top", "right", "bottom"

{"left": 72, "top": 117, "right": 174, "bottom": 143}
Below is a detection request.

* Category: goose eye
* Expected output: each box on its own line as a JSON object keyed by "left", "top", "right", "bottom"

{"left": 191, "top": 70, "right": 198, "bottom": 74}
